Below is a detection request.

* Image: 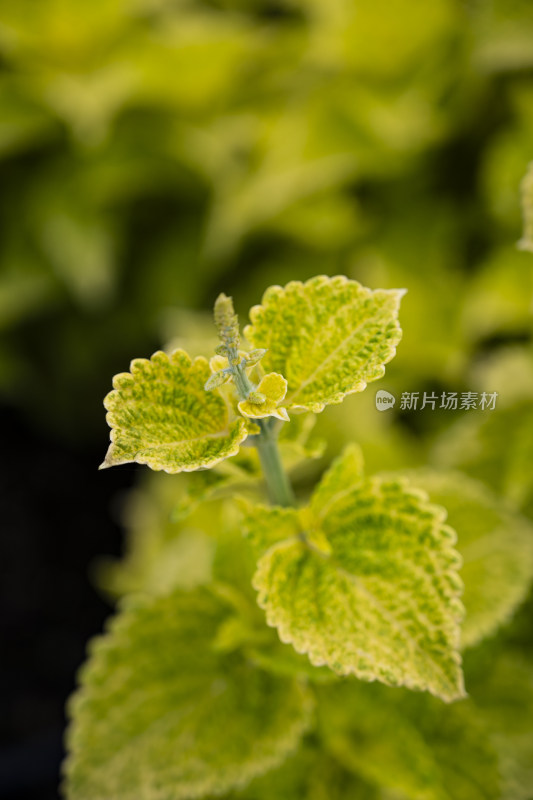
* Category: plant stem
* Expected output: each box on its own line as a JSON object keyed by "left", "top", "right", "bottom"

{"left": 213, "top": 292, "right": 296, "bottom": 507}
{"left": 255, "top": 419, "right": 296, "bottom": 507}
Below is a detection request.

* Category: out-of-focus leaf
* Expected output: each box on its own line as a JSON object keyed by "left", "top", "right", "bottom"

{"left": 95, "top": 463, "right": 267, "bottom": 601}
{"left": 481, "top": 83, "right": 533, "bottom": 231}
{"left": 471, "top": 0, "right": 533, "bottom": 72}
{"left": 277, "top": 412, "right": 326, "bottom": 472}
{"left": 298, "top": 0, "right": 460, "bottom": 78}
{"left": 398, "top": 470, "right": 533, "bottom": 648}
{"left": 241, "top": 502, "right": 300, "bottom": 556}
{"left": 469, "top": 345, "right": 533, "bottom": 409}
{"left": 518, "top": 160, "right": 533, "bottom": 252}
{"left": 64, "top": 587, "right": 314, "bottom": 800}
{"left": 246, "top": 636, "right": 337, "bottom": 685}
{"left": 132, "top": 14, "right": 257, "bottom": 112}
{"left": 39, "top": 208, "right": 118, "bottom": 307}
{"left": 433, "top": 401, "right": 533, "bottom": 515}
{"left": 226, "top": 742, "right": 378, "bottom": 800}
{"left": 0, "top": 0, "right": 130, "bottom": 68}
{"left": 466, "top": 641, "right": 533, "bottom": 800}
{"left": 0, "top": 78, "right": 58, "bottom": 157}
{"left": 317, "top": 679, "right": 501, "bottom": 800}
{"left": 460, "top": 247, "right": 533, "bottom": 343}
{"left": 0, "top": 262, "right": 55, "bottom": 331}
{"left": 43, "top": 63, "right": 134, "bottom": 143}
{"left": 94, "top": 471, "right": 217, "bottom": 599}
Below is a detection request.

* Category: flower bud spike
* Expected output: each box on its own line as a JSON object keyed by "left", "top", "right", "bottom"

{"left": 214, "top": 293, "right": 240, "bottom": 353}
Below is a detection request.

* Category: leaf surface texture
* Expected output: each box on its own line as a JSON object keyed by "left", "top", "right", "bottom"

{"left": 101, "top": 349, "right": 248, "bottom": 472}
{"left": 64, "top": 588, "right": 313, "bottom": 800}
{"left": 252, "top": 446, "right": 465, "bottom": 700}
{"left": 244, "top": 275, "right": 403, "bottom": 412}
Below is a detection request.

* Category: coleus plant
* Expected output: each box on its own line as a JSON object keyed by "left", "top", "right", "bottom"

{"left": 63, "top": 275, "right": 533, "bottom": 800}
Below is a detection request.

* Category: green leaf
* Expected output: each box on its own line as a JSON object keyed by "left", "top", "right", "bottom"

{"left": 241, "top": 501, "right": 301, "bottom": 555}
{"left": 309, "top": 443, "right": 365, "bottom": 514}
{"left": 227, "top": 743, "right": 378, "bottom": 800}
{"left": 467, "top": 645, "right": 533, "bottom": 800}
{"left": 244, "top": 275, "right": 404, "bottom": 413}
{"left": 399, "top": 470, "right": 533, "bottom": 648}
{"left": 101, "top": 349, "right": 248, "bottom": 473}
{"left": 317, "top": 679, "right": 501, "bottom": 800}
{"left": 460, "top": 246, "right": 533, "bottom": 343}
{"left": 277, "top": 411, "right": 326, "bottom": 468}
{"left": 95, "top": 471, "right": 225, "bottom": 599}
{"left": 246, "top": 634, "right": 338, "bottom": 685}
{"left": 518, "top": 161, "right": 533, "bottom": 252}
{"left": 252, "top": 447, "right": 465, "bottom": 701}
{"left": 238, "top": 372, "right": 289, "bottom": 422}
{"left": 64, "top": 588, "right": 314, "bottom": 800}
{"left": 433, "top": 401, "right": 533, "bottom": 515}
{"left": 505, "top": 407, "right": 533, "bottom": 511}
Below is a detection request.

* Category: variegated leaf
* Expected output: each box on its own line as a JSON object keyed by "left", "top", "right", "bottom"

{"left": 399, "top": 469, "right": 533, "bottom": 648}
{"left": 244, "top": 275, "right": 403, "bottom": 412}
{"left": 317, "top": 679, "right": 501, "bottom": 800}
{"left": 252, "top": 446, "right": 465, "bottom": 701}
{"left": 101, "top": 349, "right": 248, "bottom": 473}
{"left": 64, "top": 588, "right": 313, "bottom": 800}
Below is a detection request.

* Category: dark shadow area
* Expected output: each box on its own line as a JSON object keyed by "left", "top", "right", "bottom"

{"left": 0, "top": 406, "right": 135, "bottom": 799}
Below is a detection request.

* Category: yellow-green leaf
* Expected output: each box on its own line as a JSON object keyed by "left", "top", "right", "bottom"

{"left": 238, "top": 372, "right": 289, "bottom": 422}
{"left": 433, "top": 401, "right": 533, "bottom": 515}
{"left": 277, "top": 412, "right": 326, "bottom": 470}
{"left": 310, "top": 443, "right": 365, "bottom": 514}
{"left": 64, "top": 588, "right": 314, "bottom": 800}
{"left": 399, "top": 469, "right": 533, "bottom": 648}
{"left": 518, "top": 160, "right": 533, "bottom": 252}
{"left": 101, "top": 349, "right": 248, "bottom": 473}
{"left": 244, "top": 275, "right": 403, "bottom": 412}
{"left": 317, "top": 679, "right": 501, "bottom": 800}
{"left": 241, "top": 501, "right": 300, "bottom": 555}
{"left": 252, "top": 447, "right": 465, "bottom": 701}
{"left": 468, "top": 645, "right": 533, "bottom": 800}
{"left": 229, "top": 743, "right": 378, "bottom": 800}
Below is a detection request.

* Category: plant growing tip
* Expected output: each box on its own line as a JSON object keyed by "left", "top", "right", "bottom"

{"left": 214, "top": 292, "right": 240, "bottom": 354}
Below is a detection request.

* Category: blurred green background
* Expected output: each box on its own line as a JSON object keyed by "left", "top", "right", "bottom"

{"left": 1, "top": 0, "right": 533, "bottom": 798}
{"left": 1, "top": 0, "right": 532, "bottom": 445}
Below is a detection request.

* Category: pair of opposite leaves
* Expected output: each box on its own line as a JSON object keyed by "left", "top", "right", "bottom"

{"left": 100, "top": 275, "right": 404, "bottom": 471}
{"left": 97, "top": 275, "right": 465, "bottom": 700}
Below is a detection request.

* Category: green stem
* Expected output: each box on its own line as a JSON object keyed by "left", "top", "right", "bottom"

{"left": 227, "top": 350, "right": 295, "bottom": 507}
{"left": 255, "top": 419, "right": 296, "bottom": 507}
{"left": 212, "top": 292, "right": 295, "bottom": 507}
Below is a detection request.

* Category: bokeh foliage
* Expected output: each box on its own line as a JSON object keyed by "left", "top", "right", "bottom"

{"left": 2, "top": 1, "right": 533, "bottom": 798}
{"left": 2, "top": 0, "right": 532, "bottom": 440}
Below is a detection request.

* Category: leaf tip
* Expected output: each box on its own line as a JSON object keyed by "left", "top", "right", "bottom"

{"left": 98, "top": 445, "right": 116, "bottom": 470}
